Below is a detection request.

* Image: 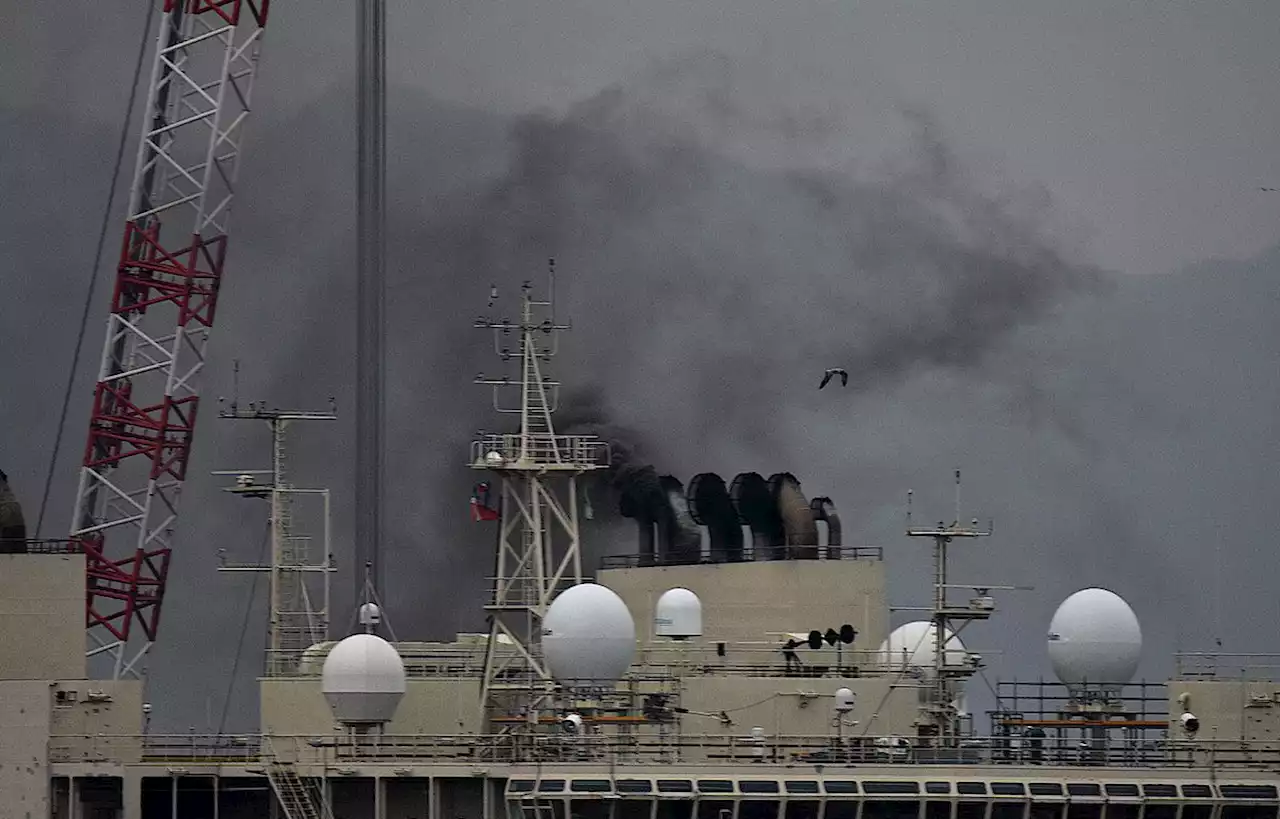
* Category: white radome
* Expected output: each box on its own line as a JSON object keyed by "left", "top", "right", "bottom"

{"left": 542, "top": 583, "right": 636, "bottom": 685}
{"left": 876, "top": 621, "right": 967, "bottom": 677}
{"left": 1047, "top": 587, "right": 1142, "bottom": 688}
{"left": 485, "top": 451, "right": 505, "bottom": 466}
{"left": 321, "top": 633, "right": 406, "bottom": 724}
{"left": 654, "top": 587, "right": 703, "bottom": 639}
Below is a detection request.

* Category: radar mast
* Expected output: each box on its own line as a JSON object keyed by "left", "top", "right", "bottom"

{"left": 470, "top": 261, "right": 611, "bottom": 733}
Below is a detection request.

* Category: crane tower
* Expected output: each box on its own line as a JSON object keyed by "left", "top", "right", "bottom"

{"left": 471, "top": 265, "right": 611, "bottom": 727}
{"left": 69, "top": 0, "right": 272, "bottom": 679}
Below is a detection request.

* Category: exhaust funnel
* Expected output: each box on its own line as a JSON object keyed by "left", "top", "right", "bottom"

{"left": 687, "top": 473, "right": 745, "bottom": 562}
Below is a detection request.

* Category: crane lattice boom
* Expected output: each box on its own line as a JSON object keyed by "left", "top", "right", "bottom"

{"left": 70, "top": 0, "right": 271, "bottom": 678}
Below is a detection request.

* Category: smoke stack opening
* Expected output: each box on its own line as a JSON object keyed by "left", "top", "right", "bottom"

{"left": 769, "top": 472, "right": 820, "bottom": 560}
{"left": 729, "top": 472, "right": 784, "bottom": 560}
{"left": 810, "top": 496, "right": 843, "bottom": 556}
{"left": 688, "top": 472, "right": 745, "bottom": 563}
{"left": 657, "top": 475, "right": 702, "bottom": 565}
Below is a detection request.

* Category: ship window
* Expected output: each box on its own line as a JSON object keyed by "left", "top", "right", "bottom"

{"left": 658, "top": 780, "right": 694, "bottom": 794}
{"left": 1030, "top": 784, "right": 1064, "bottom": 797}
{"left": 1067, "top": 785, "right": 1101, "bottom": 798}
{"left": 958, "top": 802, "right": 988, "bottom": 819}
{"left": 1142, "top": 807, "right": 1177, "bottom": 819}
{"left": 825, "top": 804, "right": 858, "bottom": 819}
{"left": 618, "top": 780, "right": 654, "bottom": 794}
{"left": 658, "top": 804, "right": 694, "bottom": 819}
{"left": 927, "top": 783, "right": 952, "bottom": 795}
{"left": 509, "top": 780, "right": 536, "bottom": 793}
{"left": 1068, "top": 805, "right": 1102, "bottom": 819}
{"left": 740, "top": 802, "right": 780, "bottom": 819}
{"left": 741, "top": 781, "right": 781, "bottom": 794}
{"left": 928, "top": 801, "right": 953, "bottom": 819}
{"left": 991, "top": 803, "right": 1025, "bottom": 819}
{"left": 1106, "top": 805, "right": 1141, "bottom": 819}
{"left": 617, "top": 803, "right": 653, "bottom": 819}
{"left": 825, "top": 782, "right": 860, "bottom": 795}
{"left": 697, "top": 801, "right": 734, "bottom": 819}
{"left": 570, "top": 802, "right": 612, "bottom": 819}
{"left": 1105, "top": 785, "right": 1140, "bottom": 798}
{"left": 865, "top": 782, "right": 922, "bottom": 795}
{"left": 786, "top": 802, "right": 820, "bottom": 819}
{"left": 1222, "top": 808, "right": 1279, "bottom": 819}
{"left": 572, "top": 780, "right": 612, "bottom": 793}
{"left": 1183, "top": 807, "right": 1212, "bottom": 819}
{"left": 786, "top": 782, "right": 820, "bottom": 795}
{"left": 1182, "top": 786, "right": 1214, "bottom": 799}
{"left": 1143, "top": 786, "right": 1178, "bottom": 799}
{"left": 864, "top": 801, "right": 923, "bottom": 819}
{"left": 1221, "top": 786, "right": 1280, "bottom": 800}
{"left": 698, "top": 780, "right": 735, "bottom": 794}
{"left": 1030, "top": 805, "right": 1064, "bottom": 819}
{"left": 958, "top": 784, "right": 989, "bottom": 796}
{"left": 538, "top": 780, "right": 566, "bottom": 793}
{"left": 993, "top": 784, "right": 1027, "bottom": 797}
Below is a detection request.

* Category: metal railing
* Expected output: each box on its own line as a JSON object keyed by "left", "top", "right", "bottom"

{"left": 0, "top": 538, "right": 82, "bottom": 555}
{"left": 470, "top": 434, "right": 611, "bottom": 470}
{"left": 599, "top": 545, "right": 884, "bottom": 569}
{"left": 46, "top": 731, "right": 1280, "bottom": 770}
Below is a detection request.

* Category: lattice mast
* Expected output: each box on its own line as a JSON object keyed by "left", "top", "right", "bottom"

{"left": 471, "top": 263, "right": 610, "bottom": 726}
{"left": 214, "top": 388, "right": 337, "bottom": 677}
{"left": 67, "top": 0, "right": 271, "bottom": 679}
{"left": 906, "top": 470, "right": 994, "bottom": 737}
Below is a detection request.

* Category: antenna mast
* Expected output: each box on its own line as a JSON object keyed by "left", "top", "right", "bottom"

{"left": 214, "top": 397, "right": 338, "bottom": 677}
{"left": 471, "top": 262, "right": 611, "bottom": 732}
{"left": 906, "top": 469, "right": 994, "bottom": 738}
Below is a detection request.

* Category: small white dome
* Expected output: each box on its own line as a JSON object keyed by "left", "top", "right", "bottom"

{"left": 1048, "top": 587, "right": 1142, "bottom": 690}
{"left": 358, "top": 602, "right": 382, "bottom": 626}
{"left": 321, "top": 633, "right": 406, "bottom": 724}
{"left": 876, "top": 621, "right": 966, "bottom": 678}
{"left": 542, "top": 583, "right": 636, "bottom": 685}
{"left": 655, "top": 588, "right": 703, "bottom": 639}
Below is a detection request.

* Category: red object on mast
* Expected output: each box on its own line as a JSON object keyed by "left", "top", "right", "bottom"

{"left": 69, "top": 0, "right": 271, "bottom": 678}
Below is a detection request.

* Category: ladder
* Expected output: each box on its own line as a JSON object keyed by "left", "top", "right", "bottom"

{"left": 267, "top": 761, "right": 329, "bottom": 819}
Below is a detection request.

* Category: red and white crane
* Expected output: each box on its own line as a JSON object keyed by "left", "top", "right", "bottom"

{"left": 69, "top": 0, "right": 272, "bottom": 678}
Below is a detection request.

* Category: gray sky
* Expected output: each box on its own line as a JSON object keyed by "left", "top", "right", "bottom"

{"left": 3, "top": 0, "right": 1279, "bottom": 730}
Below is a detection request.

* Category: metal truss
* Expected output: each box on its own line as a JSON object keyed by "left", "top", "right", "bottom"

{"left": 71, "top": 0, "right": 271, "bottom": 679}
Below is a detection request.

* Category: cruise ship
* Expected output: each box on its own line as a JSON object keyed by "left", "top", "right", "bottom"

{"left": 2, "top": 279, "right": 1278, "bottom": 819}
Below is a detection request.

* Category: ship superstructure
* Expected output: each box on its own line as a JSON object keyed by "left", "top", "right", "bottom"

{"left": 3, "top": 278, "right": 1280, "bottom": 819}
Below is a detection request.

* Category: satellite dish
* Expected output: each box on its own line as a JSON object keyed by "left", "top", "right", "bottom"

{"left": 542, "top": 583, "right": 636, "bottom": 685}
{"left": 655, "top": 588, "right": 703, "bottom": 639}
{"left": 321, "top": 634, "right": 406, "bottom": 725}
{"left": 1047, "top": 588, "right": 1142, "bottom": 691}
{"left": 876, "top": 621, "right": 966, "bottom": 678}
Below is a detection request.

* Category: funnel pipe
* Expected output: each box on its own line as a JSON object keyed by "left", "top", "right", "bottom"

{"left": 810, "top": 496, "right": 842, "bottom": 554}
{"left": 657, "top": 476, "right": 702, "bottom": 564}
{"left": 730, "top": 472, "right": 784, "bottom": 560}
{"left": 770, "top": 472, "right": 819, "bottom": 559}
{"left": 687, "top": 472, "right": 745, "bottom": 562}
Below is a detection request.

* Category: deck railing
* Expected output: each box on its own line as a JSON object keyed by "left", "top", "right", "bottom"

{"left": 47, "top": 731, "right": 1280, "bottom": 771}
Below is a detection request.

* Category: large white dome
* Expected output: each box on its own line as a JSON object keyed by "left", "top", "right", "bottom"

{"left": 654, "top": 587, "right": 703, "bottom": 639}
{"left": 876, "top": 621, "right": 966, "bottom": 677}
{"left": 321, "top": 633, "right": 406, "bottom": 724}
{"left": 541, "top": 583, "right": 636, "bottom": 685}
{"left": 1047, "top": 587, "right": 1142, "bottom": 689}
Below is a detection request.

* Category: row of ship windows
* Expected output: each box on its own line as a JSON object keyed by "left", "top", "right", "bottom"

{"left": 508, "top": 782, "right": 1279, "bottom": 800}
{"left": 505, "top": 800, "right": 1280, "bottom": 819}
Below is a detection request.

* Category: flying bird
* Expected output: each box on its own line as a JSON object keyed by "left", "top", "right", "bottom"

{"left": 819, "top": 368, "right": 848, "bottom": 389}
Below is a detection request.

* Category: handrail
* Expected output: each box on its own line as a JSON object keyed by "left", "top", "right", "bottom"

{"left": 46, "top": 731, "right": 1280, "bottom": 771}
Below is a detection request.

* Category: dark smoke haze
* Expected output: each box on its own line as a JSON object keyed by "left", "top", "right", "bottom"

{"left": 4, "top": 39, "right": 1280, "bottom": 733}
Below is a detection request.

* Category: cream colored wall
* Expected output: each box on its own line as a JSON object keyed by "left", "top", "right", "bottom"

{"left": 599, "top": 558, "right": 888, "bottom": 650}
{"left": 261, "top": 678, "right": 484, "bottom": 737}
{"left": 0, "top": 680, "right": 52, "bottom": 819}
{"left": 46, "top": 680, "right": 144, "bottom": 764}
{"left": 1168, "top": 678, "right": 1280, "bottom": 743}
{"left": 0, "top": 554, "right": 85, "bottom": 680}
